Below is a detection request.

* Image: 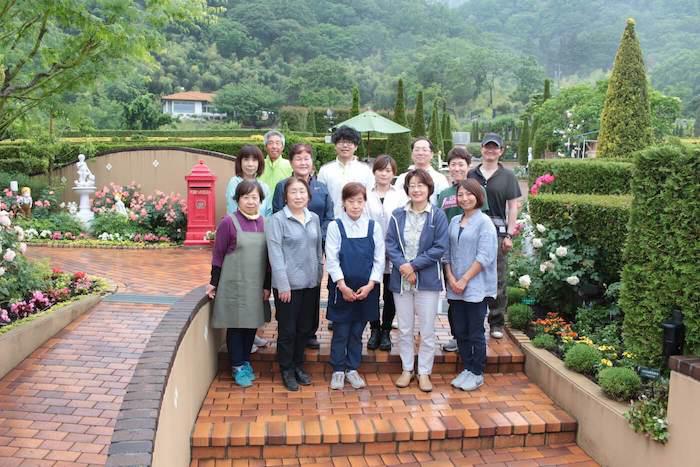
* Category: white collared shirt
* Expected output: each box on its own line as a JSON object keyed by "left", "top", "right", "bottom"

{"left": 394, "top": 166, "right": 450, "bottom": 206}
{"left": 366, "top": 185, "right": 408, "bottom": 274}
{"left": 318, "top": 158, "right": 374, "bottom": 218}
{"left": 324, "top": 212, "right": 385, "bottom": 284}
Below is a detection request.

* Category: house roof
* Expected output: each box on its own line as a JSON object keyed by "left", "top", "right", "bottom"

{"left": 161, "top": 91, "right": 215, "bottom": 102}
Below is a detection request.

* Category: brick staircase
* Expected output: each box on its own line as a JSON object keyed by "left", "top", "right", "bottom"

{"left": 190, "top": 317, "right": 579, "bottom": 463}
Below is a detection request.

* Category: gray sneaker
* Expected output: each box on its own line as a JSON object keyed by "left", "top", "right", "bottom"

{"left": 490, "top": 328, "right": 504, "bottom": 339}
{"left": 451, "top": 369, "right": 473, "bottom": 388}
{"left": 330, "top": 371, "right": 345, "bottom": 390}
{"left": 442, "top": 339, "right": 458, "bottom": 352}
{"left": 460, "top": 373, "right": 484, "bottom": 391}
{"left": 345, "top": 370, "right": 367, "bottom": 389}
{"left": 254, "top": 335, "right": 268, "bottom": 347}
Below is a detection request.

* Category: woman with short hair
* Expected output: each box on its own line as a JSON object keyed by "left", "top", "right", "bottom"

{"left": 226, "top": 144, "right": 272, "bottom": 217}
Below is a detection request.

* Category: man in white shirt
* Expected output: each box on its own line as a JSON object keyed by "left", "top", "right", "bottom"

{"left": 394, "top": 137, "right": 449, "bottom": 206}
{"left": 318, "top": 126, "right": 374, "bottom": 218}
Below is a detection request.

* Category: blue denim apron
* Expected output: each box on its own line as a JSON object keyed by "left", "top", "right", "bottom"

{"left": 326, "top": 219, "right": 380, "bottom": 323}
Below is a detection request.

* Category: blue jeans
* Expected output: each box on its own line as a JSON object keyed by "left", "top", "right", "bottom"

{"left": 227, "top": 328, "right": 256, "bottom": 368}
{"left": 329, "top": 320, "right": 366, "bottom": 372}
{"left": 449, "top": 299, "right": 488, "bottom": 375}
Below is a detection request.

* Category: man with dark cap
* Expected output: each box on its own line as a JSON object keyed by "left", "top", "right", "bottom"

{"left": 467, "top": 133, "right": 521, "bottom": 339}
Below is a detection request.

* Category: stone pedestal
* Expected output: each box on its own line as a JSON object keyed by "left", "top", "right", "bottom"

{"left": 72, "top": 186, "right": 96, "bottom": 226}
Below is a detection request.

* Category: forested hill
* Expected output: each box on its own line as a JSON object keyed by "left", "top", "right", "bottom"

{"left": 146, "top": 0, "right": 698, "bottom": 113}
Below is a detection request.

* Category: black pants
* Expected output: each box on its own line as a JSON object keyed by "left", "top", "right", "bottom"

{"left": 275, "top": 287, "right": 319, "bottom": 371}
{"left": 450, "top": 299, "right": 488, "bottom": 375}
{"left": 447, "top": 303, "right": 456, "bottom": 338}
{"left": 309, "top": 281, "right": 322, "bottom": 339}
{"left": 370, "top": 274, "right": 395, "bottom": 331}
{"left": 227, "top": 328, "right": 256, "bottom": 368}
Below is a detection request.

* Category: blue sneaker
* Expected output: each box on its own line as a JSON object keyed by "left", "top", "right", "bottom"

{"left": 232, "top": 366, "right": 253, "bottom": 388}
{"left": 243, "top": 361, "right": 256, "bottom": 381}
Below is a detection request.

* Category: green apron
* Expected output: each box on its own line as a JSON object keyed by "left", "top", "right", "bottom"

{"left": 212, "top": 214, "right": 271, "bottom": 328}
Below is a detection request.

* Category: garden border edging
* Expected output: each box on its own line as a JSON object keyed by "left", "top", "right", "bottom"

{"left": 0, "top": 293, "right": 106, "bottom": 379}
{"left": 507, "top": 328, "right": 696, "bottom": 467}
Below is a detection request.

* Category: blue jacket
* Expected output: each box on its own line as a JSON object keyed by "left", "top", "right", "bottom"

{"left": 385, "top": 206, "right": 449, "bottom": 293}
{"left": 272, "top": 176, "right": 334, "bottom": 238}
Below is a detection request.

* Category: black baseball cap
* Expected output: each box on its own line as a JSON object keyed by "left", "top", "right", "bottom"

{"left": 481, "top": 133, "right": 503, "bottom": 148}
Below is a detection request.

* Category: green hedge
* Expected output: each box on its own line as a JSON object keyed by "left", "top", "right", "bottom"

{"left": 60, "top": 129, "right": 316, "bottom": 138}
{"left": 620, "top": 144, "right": 700, "bottom": 364}
{"left": 0, "top": 157, "right": 49, "bottom": 174}
{"left": 528, "top": 159, "right": 633, "bottom": 195}
{"left": 529, "top": 193, "right": 632, "bottom": 283}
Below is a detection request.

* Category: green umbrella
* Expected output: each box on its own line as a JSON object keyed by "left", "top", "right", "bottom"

{"left": 332, "top": 110, "right": 410, "bottom": 159}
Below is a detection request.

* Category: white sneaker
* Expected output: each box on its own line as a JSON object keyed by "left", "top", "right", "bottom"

{"left": 451, "top": 370, "right": 473, "bottom": 388}
{"left": 250, "top": 344, "right": 258, "bottom": 354}
{"left": 490, "top": 329, "right": 504, "bottom": 339}
{"left": 460, "top": 373, "right": 484, "bottom": 391}
{"left": 330, "top": 371, "right": 345, "bottom": 390}
{"left": 345, "top": 370, "right": 366, "bottom": 389}
{"left": 254, "top": 335, "right": 268, "bottom": 347}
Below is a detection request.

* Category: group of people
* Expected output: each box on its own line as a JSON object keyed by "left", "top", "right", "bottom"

{"left": 206, "top": 126, "right": 521, "bottom": 393}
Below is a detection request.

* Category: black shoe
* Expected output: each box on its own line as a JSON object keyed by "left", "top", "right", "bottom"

{"left": 379, "top": 330, "right": 392, "bottom": 351}
{"left": 294, "top": 367, "right": 312, "bottom": 386}
{"left": 367, "top": 329, "right": 381, "bottom": 350}
{"left": 306, "top": 337, "right": 320, "bottom": 349}
{"left": 281, "top": 369, "right": 299, "bottom": 391}
{"left": 327, "top": 321, "right": 333, "bottom": 331}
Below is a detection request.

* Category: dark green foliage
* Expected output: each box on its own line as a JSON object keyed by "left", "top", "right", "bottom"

{"left": 122, "top": 94, "right": 172, "bottom": 130}
{"left": 471, "top": 121, "right": 479, "bottom": 143}
{"left": 441, "top": 106, "right": 451, "bottom": 156}
{"left": 529, "top": 116, "right": 539, "bottom": 147}
{"left": 428, "top": 100, "right": 444, "bottom": 160}
{"left": 529, "top": 193, "right": 632, "bottom": 283}
{"left": 564, "top": 343, "right": 602, "bottom": 375}
{"left": 533, "top": 333, "right": 558, "bottom": 351}
{"left": 543, "top": 79, "right": 551, "bottom": 101}
{"left": 695, "top": 108, "right": 700, "bottom": 137}
{"left": 62, "top": 129, "right": 286, "bottom": 138}
{"left": 16, "top": 212, "right": 83, "bottom": 235}
{"left": 597, "top": 19, "right": 653, "bottom": 158}
{"left": 508, "top": 303, "right": 533, "bottom": 331}
{"left": 0, "top": 173, "right": 48, "bottom": 196}
{"left": 528, "top": 159, "right": 633, "bottom": 194}
{"left": 385, "top": 79, "right": 411, "bottom": 171}
{"left": 598, "top": 367, "right": 641, "bottom": 401}
{"left": 574, "top": 305, "right": 619, "bottom": 338}
{"left": 412, "top": 90, "right": 426, "bottom": 138}
{"left": 518, "top": 118, "right": 529, "bottom": 166}
{"left": 620, "top": 144, "right": 700, "bottom": 364}
{"left": 532, "top": 133, "right": 546, "bottom": 159}
{"left": 351, "top": 86, "right": 360, "bottom": 117}
{"left": 507, "top": 286, "right": 527, "bottom": 305}
{"left": 0, "top": 158, "right": 49, "bottom": 175}
{"left": 307, "top": 108, "right": 317, "bottom": 133}
{"left": 90, "top": 212, "right": 141, "bottom": 237}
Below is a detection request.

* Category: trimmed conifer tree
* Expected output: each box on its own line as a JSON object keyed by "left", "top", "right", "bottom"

{"left": 518, "top": 117, "right": 529, "bottom": 165}
{"left": 351, "top": 86, "right": 360, "bottom": 117}
{"left": 694, "top": 107, "right": 700, "bottom": 137}
{"left": 428, "top": 99, "right": 444, "bottom": 167}
{"left": 543, "top": 79, "right": 551, "bottom": 101}
{"left": 385, "top": 79, "right": 411, "bottom": 171}
{"left": 471, "top": 120, "right": 479, "bottom": 143}
{"left": 307, "top": 108, "right": 317, "bottom": 133}
{"left": 411, "top": 90, "right": 426, "bottom": 137}
{"left": 441, "top": 101, "right": 451, "bottom": 155}
{"left": 597, "top": 18, "right": 652, "bottom": 158}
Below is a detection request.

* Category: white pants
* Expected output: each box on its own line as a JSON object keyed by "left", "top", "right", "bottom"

{"left": 393, "top": 290, "right": 440, "bottom": 375}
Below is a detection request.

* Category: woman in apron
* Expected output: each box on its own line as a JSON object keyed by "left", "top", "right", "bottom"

{"left": 325, "top": 182, "right": 385, "bottom": 390}
{"left": 207, "top": 180, "right": 271, "bottom": 388}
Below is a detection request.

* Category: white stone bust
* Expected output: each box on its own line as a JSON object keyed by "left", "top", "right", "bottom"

{"left": 75, "top": 154, "right": 95, "bottom": 188}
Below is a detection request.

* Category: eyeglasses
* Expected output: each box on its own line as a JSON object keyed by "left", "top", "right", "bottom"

{"left": 336, "top": 140, "right": 355, "bottom": 146}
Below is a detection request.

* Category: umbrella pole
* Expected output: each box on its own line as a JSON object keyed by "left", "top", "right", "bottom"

{"left": 366, "top": 132, "right": 370, "bottom": 161}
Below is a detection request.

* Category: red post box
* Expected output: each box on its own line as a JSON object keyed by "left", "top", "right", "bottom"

{"left": 184, "top": 159, "right": 217, "bottom": 246}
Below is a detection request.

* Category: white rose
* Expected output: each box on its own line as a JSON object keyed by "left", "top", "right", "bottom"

{"left": 539, "top": 263, "right": 548, "bottom": 273}
{"left": 566, "top": 276, "right": 580, "bottom": 286}
{"left": 60, "top": 202, "right": 66, "bottom": 208}
{"left": 0, "top": 267, "right": 5, "bottom": 276}
{"left": 18, "top": 243, "right": 27, "bottom": 254}
{"left": 519, "top": 275, "right": 531, "bottom": 289}
{"left": 532, "top": 238, "right": 543, "bottom": 248}
{"left": 556, "top": 246, "right": 568, "bottom": 257}
{"left": 3, "top": 249, "right": 16, "bottom": 262}
{"left": 536, "top": 223, "right": 546, "bottom": 233}
{"left": 0, "top": 215, "right": 11, "bottom": 227}
{"left": 549, "top": 252, "right": 557, "bottom": 261}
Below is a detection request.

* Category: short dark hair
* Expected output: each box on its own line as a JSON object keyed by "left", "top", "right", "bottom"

{"left": 235, "top": 144, "right": 264, "bottom": 178}
{"left": 372, "top": 154, "right": 398, "bottom": 175}
{"left": 411, "top": 137, "right": 434, "bottom": 152}
{"left": 234, "top": 180, "right": 265, "bottom": 203}
{"left": 283, "top": 176, "right": 312, "bottom": 205}
{"left": 289, "top": 143, "right": 314, "bottom": 160}
{"left": 341, "top": 182, "right": 367, "bottom": 202}
{"left": 447, "top": 146, "right": 471, "bottom": 165}
{"left": 331, "top": 125, "right": 361, "bottom": 145}
{"left": 403, "top": 168, "right": 434, "bottom": 197}
{"left": 456, "top": 179, "right": 485, "bottom": 209}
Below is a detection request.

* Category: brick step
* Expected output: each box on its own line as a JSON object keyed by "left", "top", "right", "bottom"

{"left": 191, "top": 372, "right": 577, "bottom": 460}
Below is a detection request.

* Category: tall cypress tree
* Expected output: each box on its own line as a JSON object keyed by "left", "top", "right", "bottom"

{"left": 695, "top": 107, "right": 700, "bottom": 137}
{"left": 441, "top": 101, "right": 451, "bottom": 155}
{"left": 385, "top": 79, "right": 411, "bottom": 171}
{"left": 471, "top": 120, "right": 479, "bottom": 143}
{"left": 597, "top": 18, "right": 652, "bottom": 158}
{"left": 307, "top": 108, "right": 317, "bottom": 134}
{"left": 428, "top": 99, "right": 444, "bottom": 167}
{"left": 411, "top": 90, "right": 426, "bottom": 137}
{"left": 543, "top": 79, "right": 551, "bottom": 101}
{"left": 518, "top": 117, "right": 530, "bottom": 165}
{"left": 351, "top": 86, "right": 360, "bottom": 117}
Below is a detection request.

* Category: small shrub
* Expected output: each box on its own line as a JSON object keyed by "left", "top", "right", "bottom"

{"left": 528, "top": 159, "right": 633, "bottom": 195}
{"left": 508, "top": 303, "right": 533, "bottom": 331}
{"left": 564, "top": 343, "right": 602, "bottom": 375}
{"left": 625, "top": 378, "right": 669, "bottom": 444}
{"left": 574, "top": 304, "right": 618, "bottom": 337}
{"left": 532, "top": 333, "right": 558, "bottom": 351}
{"left": 91, "top": 212, "right": 141, "bottom": 237}
{"left": 598, "top": 367, "right": 641, "bottom": 401}
{"left": 16, "top": 213, "right": 83, "bottom": 235}
{"left": 507, "top": 286, "right": 527, "bottom": 305}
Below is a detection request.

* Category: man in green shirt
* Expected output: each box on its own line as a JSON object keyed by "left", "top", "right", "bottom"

{"left": 258, "top": 130, "right": 292, "bottom": 192}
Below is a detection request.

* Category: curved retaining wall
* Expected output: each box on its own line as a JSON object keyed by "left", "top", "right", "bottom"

{"left": 106, "top": 286, "right": 224, "bottom": 466}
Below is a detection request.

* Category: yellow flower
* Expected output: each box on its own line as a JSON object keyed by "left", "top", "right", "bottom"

{"left": 623, "top": 351, "right": 635, "bottom": 359}
{"left": 600, "top": 359, "right": 613, "bottom": 367}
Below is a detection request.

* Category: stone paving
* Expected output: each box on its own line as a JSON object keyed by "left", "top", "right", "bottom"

{"left": 0, "top": 247, "right": 597, "bottom": 466}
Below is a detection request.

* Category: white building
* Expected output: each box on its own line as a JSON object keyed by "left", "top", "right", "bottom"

{"left": 161, "top": 91, "right": 226, "bottom": 119}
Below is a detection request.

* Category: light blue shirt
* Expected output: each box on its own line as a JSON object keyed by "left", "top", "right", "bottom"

{"left": 443, "top": 211, "right": 498, "bottom": 302}
{"left": 225, "top": 176, "right": 272, "bottom": 217}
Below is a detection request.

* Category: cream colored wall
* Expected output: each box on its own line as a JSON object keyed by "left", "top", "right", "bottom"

{"left": 152, "top": 302, "right": 224, "bottom": 467}
{"left": 41, "top": 149, "right": 236, "bottom": 222}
